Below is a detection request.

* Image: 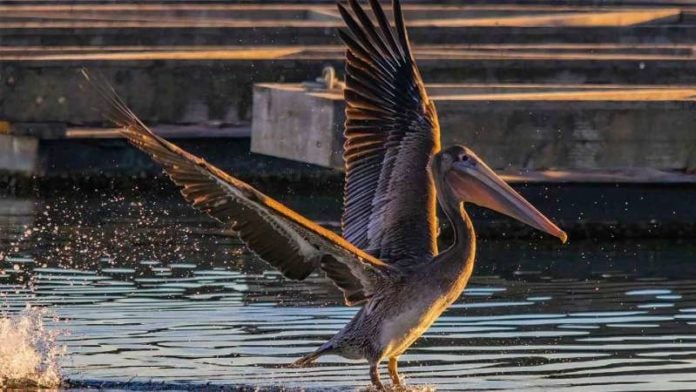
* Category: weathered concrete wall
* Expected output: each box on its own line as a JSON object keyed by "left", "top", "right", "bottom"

{"left": 0, "top": 63, "right": 302, "bottom": 125}
{"left": 1, "top": 2, "right": 694, "bottom": 176}
{"left": 436, "top": 102, "right": 696, "bottom": 171}
{"left": 0, "top": 2, "right": 693, "bottom": 46}
{"left": 1, "top": 0, "right": 694, "bottom": 126}
{"left": 4, "top": 25, "right": 696, "bottom": 46}
{"left": 0, "top": 0, "right": 691, "bottom": 4}
{"left": 251, "top": 83, "right": 696, "bottom": 171}
{"left": 251, "top": 85, "right": 344, "bottom": 168}
{"left": 2, "top": 54, "right": 695, "bottom": 127}
{"left": 0, "top": 134, "right": 38, "bottom": 174}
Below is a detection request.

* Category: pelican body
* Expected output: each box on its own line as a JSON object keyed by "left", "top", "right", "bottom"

{"left": 296, "top": 146, "right": 565, "bottom": 388}
{"left": 85, "top": 0, "right": 566, "bottom": 389}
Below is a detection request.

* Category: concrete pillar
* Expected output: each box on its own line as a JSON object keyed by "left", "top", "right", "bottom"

{"left": 0, "top": 134, "right": 38, "bottom": 175}
{"left": 251, "top": 83, "right": 345, "bottom": 169}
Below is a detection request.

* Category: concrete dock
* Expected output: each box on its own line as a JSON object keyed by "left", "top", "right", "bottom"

{"left": 0, "top": 1, "right": 695, "bottom": 237}
{"left": 252, "top": 83, "right": 696, "bottom": 171}
{"left": 2, "top": 2, "right": 696, "bottom": 125}
{"left": 1, "top": 3, "right": 694, "bottom": 46}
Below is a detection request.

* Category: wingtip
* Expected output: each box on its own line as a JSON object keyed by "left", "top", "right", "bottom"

{"left": 390, "top": 0, "right": 412, "bottom": 59}
{"left": 336, "top": 2, "right": 352, "bottom": 26}
{"left": 80, "top": 68, "right": 158, "bottom": 147}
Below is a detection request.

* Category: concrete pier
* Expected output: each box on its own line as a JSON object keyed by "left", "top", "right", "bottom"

{"left": 0, "top": 3, "right": 693, "bottom": 46}
{"left": 0, "top": 134, "right": 37, "bottom": 175}
{"left": 2, "top": 45, "right": 695, "bottom": 128}
{"left": 252, "top": 83, "right": 696, "bottom": 172}
{"left": 0, "top": 1, "right": 695, "bottom": 237}
{"left": 1, "top": 2, "right": 695, "bottom": 129}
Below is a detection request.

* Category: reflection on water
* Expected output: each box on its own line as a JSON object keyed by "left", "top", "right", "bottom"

{"left": 1, "top": 194, "right": 696, "bottom": 391}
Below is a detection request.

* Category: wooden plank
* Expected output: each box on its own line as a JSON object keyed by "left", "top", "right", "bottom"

{"left": 300, "top": 84, "right": 696, "bottom": 102}
{"left": 434, "top": 88, "right": 696, "bottom": 101}
{"left": 412, "top": 9, "right": 682, "bottom": 27}
{"left": 0, "top": 48, "right": 303, "bottom": 61}
{"left": 3, "top": 45, "right": 696, "bottom": 61}
{"left": 65, "top": 125, "right": 251, "bottom": 139}
{"left": 501, "top": 169, "right": 696, "bottom": 183}
{"left": 0, "top": 8, "right": 681, "bottom": 27}
{"left": 0, "top": 9, "right": 682, "bottom": 29}
{"left": 0, "top": 3, "right": 686, "bottom": 13}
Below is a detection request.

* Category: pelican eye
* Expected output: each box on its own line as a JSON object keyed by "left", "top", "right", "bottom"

{"left": 458, "top": 153, "right": 477, "bottom": 167}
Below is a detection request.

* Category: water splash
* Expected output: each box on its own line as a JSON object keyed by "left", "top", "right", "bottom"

{"left": 0, "top": 305, "right": 64, "bottom": 388}
{"left": 366, "top": 385, "right": 435, "bottom": 392}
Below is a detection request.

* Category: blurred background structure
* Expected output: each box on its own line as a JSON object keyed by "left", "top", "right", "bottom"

{"left": 5, "top": 4, "right": 696, "bottom": 390}
{"left": 0, "top": 0, "right": 694, "bottom": 237}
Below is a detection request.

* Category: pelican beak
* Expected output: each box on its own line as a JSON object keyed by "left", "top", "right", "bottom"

{"left": 447, "top": 159, "right": 567, "bottom": 243}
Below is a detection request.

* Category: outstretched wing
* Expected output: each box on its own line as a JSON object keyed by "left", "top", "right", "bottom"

{"left": 83, "top": 71, "right": 394, "bottom": 306}
{"left": 339, "top": 0, "right": 441, "bottom": 266}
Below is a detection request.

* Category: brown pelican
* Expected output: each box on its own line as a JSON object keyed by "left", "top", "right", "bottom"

{"left": 85, "top": 0, "right": 566, "bottom": 388}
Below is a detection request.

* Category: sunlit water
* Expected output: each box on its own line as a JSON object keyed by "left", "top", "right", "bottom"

{"left": 1, "top": 192, "right": 695, "bottom": 391}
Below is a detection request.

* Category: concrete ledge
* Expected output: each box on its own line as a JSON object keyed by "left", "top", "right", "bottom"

{"left": 65, "top": 124, "right": 250, "bottom": 139}
{"left": 0, "top": 132, "right": 693, "bottom": 238}
{"left": 10, "top": 122, "right": 66, "bottom": 138}
{"left": 2, "top": 44, "right": 694, "bottom": 126}
{"left": 0, "top": 134, "right": 38, "bottom": 174}
{"left": 0, "top": 8, "right": 681, "bottom": 28}
{"left": 3, "top": 25, "right": 695, "bottom": 46}
{"left": 251, "top": 83, "right": 696, "bottom": 171}
{"left": 0, "top": 4, "right": 683, "bottom": 22}
{"left": 0, "top": 3, "right": 694, "bottom": 46}
{"left": 500, "top": 169, "right": 696, "bottom": 184}
{"left": 251, "top": 84, "right": 344, "bottom": 168}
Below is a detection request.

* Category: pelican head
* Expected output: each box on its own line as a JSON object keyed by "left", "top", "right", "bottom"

{"left": 432, "top": 145, "right": 567, "bottom": 243}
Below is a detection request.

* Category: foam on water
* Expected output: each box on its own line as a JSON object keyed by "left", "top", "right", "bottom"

{"left": 0, "top": 305, "right": 64, "bottom": 388}
{"left": 366, "top": 385, "right": 435, "bottom": 392}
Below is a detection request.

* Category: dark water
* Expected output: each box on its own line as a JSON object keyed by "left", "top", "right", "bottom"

{"left": 1, "top": 192, "right": 696, "bottom": 391}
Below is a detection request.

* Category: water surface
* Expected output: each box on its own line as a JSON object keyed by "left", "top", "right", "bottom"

{"left": 1, "top": 193, "right": 695, "bottom": 391}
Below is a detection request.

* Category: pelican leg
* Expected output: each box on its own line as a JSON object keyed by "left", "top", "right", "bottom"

{"left": 388, "top": 357, "right": 402, "bottom": 386}
{"left": 370, "top": 362, "right": 384, "bottom": 390}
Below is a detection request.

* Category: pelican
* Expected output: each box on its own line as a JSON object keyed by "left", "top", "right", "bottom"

{"left": 85, "top": 0, "right": 566, "bottom": 388}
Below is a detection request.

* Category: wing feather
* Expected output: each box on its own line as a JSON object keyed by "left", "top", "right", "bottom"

{"left": 339, "top": 0, "right": 440, "bottom": 266}
{"left": 84, "top": 70, "right": 395, "bottom": 305}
